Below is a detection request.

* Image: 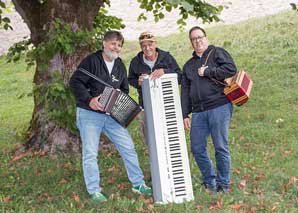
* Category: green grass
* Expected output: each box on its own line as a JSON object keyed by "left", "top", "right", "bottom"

{"left": 1, "top": 10, "right": 298, "bottom": 212}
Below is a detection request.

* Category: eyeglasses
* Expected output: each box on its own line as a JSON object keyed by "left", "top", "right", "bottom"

{"left": 190, "top": 35, "right": 205, "bottom": 42}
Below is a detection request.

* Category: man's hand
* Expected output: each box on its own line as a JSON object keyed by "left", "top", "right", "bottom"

{"left": 89, "top": 95, "right": 104, "bottom": 111}
{"left": 183, "top": 118, "right": 191, "bottom": 130}
{"left": 198, "top": 66, "right": 208, "bottom": 77}
{"left": 138, "top": 74, "right": 148, "bottom": 86}
{"left": 150, "top": 68, "right": 165, "bottom": 80}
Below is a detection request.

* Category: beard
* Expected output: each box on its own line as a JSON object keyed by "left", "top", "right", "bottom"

{"left": 104, "top": 49, "right": 119, "bottom": 61}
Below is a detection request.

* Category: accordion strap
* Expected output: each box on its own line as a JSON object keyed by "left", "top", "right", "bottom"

{"left": 78, "top": 67, "right": 113, "bottom": 88}
{"left": 203, "top": 48, "right": 229, "bottom": 87}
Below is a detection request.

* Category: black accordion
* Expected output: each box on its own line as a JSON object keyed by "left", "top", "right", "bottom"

{"left": 99, "top": 86, "right": 142, "bottom": 127}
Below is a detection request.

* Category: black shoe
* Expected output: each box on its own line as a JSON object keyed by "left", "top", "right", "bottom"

{"left": 217, "top": 185, "right": 229, "bottom": 193}
{"left": 202, "top": 183, "right": 217, "bottom": 196}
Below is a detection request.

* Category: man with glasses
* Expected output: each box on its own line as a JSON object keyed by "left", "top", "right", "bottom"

{"left": 70, "top": 31, "right": 152, "bottom": 202}
{"left": 128, "top": 31, "right": 182, "bottom": 143}
{"left": 181, "top": 26, "right": 237, "bottom": 194}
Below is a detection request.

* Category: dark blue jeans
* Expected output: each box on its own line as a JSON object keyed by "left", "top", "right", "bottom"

{"left": 190, "top": 103, "right": 233, "bottom": 190}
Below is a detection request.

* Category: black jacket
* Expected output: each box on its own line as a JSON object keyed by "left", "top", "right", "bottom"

{"left": 128, "top": 48, "right": 182, "bottom": 107}
{"left": 69, "top": 50, "right": 129, "bottom": 113}
{"left": 181, "top": 45, "right": 237, "bottom": 118}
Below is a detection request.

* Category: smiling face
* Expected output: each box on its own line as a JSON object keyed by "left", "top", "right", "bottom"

{"left": 140, "top": 40, "right": 157, "bottom": 61}
{"left": 190, "top": 29, "right": 209, "bottom": 56}
{"left": 103, "top": 38, "right": 123, "bottom": 61}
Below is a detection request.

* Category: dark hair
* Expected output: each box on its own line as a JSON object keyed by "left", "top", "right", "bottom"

{"left": 103, "top": 30, "right": 124, "bottom": 45}
{"left": 188, "top": 26, "right": 206, "bottom": 39}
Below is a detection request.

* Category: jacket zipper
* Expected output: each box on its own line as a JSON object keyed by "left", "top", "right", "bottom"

{"left": 193, "top": 58, "right": 204, "bottom": 111}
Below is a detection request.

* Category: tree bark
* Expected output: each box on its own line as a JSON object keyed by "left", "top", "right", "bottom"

{"left": 12, "top": 0, "right": 105, "bottom": 153}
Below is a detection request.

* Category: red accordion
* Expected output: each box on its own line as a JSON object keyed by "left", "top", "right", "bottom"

{"left": 224, "top": 70, "right": 253, "bottom": 106}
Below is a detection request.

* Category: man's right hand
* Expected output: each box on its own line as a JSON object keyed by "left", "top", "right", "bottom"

{"left": 138, "top": 74, "right": 148, "bottom": 86}
{"left": 89, "top": 95, "right": 104, "bottom": 111}
{"left": 183, "top": 118, "right": 191, "bottom": 130}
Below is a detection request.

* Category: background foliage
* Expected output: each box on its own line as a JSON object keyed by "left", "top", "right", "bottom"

{"left": 1, "top": 10, "right": 298, "bottom": 212}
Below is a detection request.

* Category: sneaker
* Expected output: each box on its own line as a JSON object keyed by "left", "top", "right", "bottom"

{"left": 91, "top": 192, "right": 107, "bottom": 202}
{"left": 132, "top": 184, "right": 152, "bottom": 196}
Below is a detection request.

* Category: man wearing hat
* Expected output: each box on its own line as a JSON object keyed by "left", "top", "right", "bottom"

{"left": 128, "top": 32, "right": 182, "bottom": 142}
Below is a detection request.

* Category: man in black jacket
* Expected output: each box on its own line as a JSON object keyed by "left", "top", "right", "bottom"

{"left": 128, "top": 32, "right": 182, "bottom": 142}
{"left": 69, "top": 31, "right": 151, "bottom": 202}
{"left": 181, "top": 26, "right": 237, "bottom": 194}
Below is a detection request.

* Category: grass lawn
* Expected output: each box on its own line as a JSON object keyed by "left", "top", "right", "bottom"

{"left": 1, "top": 10, "right": 298, "bottom": 212}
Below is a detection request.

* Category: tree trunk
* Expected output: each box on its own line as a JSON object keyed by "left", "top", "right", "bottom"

{"left": 12, "top": 0, "right": 105, "bottom": 154}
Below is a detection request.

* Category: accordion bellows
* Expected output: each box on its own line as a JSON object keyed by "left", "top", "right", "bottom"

{"left": 99, "top": 87, "right": 141, "bottom": 127}
{"left": 224, "top": 70, "right": 253, "bottom": 106}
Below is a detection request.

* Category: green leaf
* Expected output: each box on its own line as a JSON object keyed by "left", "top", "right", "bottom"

{"left": 0, "top": 1, "right": 6, "bottom": 8}
{"left": 158, "top": 13, "right": 165, "bottom": 19}
{"left": 181, "top": 1, "right": 193, "bottom": 12}
{"left": 165, "top": 5, "right": 172, "bottom": 12}
{"left": 290, "top": 3, "right": 297, "bottom": 11}
{"left": 166, "top": 0, "right": 180, "bottom": 5}
{"left": 2, "top": 17, "right": 10, "bottom": 23}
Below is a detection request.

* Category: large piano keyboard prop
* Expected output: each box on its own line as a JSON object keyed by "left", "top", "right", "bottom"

{"left": 142, "top": 73, "right": 194, "bottom": 204}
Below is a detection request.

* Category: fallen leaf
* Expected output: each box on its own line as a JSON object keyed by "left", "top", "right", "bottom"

{"left": 195, "top": 205, "right": 203, "bottom": 210}
{"left": 208, "top": 199, "right": 223, "bottom": 210}
{"left": 109, "top": 193, "right": 120, "bottom": 199}
{"left": 147, "top": 204, "right": 154, "bottom": 211}
{"left": 63, "top": 162, "right": 72, "bottom": 170}
{"left": 108, "top": 176, "right": 116, "bottom": 184}
{"left": 282, "top": 150, "right": 294, "bottom": 155}
{"left": 35, "top": 170, "right": 42, "bottom": 176}
{"left": 252, "top": 189, "right": 265, "bottom": 196}
{"left": 59, "top": 178, "right": 68, "bottom": 184}
{"left": 117, "top": 183, "right": 128, "bottom": 190}
{"left": 108, "top": 165, "right": 120, "bottom": 173}
{"left": 238, "top": 179, "right": 247, "bottom": 190}
{"left": 250, "top": 166, "right": 256, "bottom": 171}
{"left": 2, "top": 196, "right": 11, "bottom": 203}
{"left": 230, "top": 203, "right": 245, "bottom": 210}
{"left": 135, "top": 209, "right": 146, "bottom": 213}
{"left": 255, "top": 173, "right": 266, "bottom": 181}
{"left": 144, "top": 198, "right": 154, "bottom": 204}
{"left": 73, "top": 194, "right": 80, "bottom": 203}
{"left": 38, "top": 195, "right": 44, "bottom": 201}
{"left": 285, "top": 176, "right": 298, "bottom": 190}
{"left": 11, "top": 151, "right": 31, "bottom": 162}
{"left": 234, "top": 168, "right": 241, "bottom": 175}
{"left": 270, "top": 205, "right": 277, "bottom": 213}
{"left": 39, "top": 150, "right": 47, "bottom": 157}
{"left": 242, "top": 175, "right": 250, "bottom": 180}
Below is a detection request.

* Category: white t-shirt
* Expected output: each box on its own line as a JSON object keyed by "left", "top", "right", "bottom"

{"left": 143, "top": 55, "right": 156, "bottom": 70}
{"left": 104, "top": 60, "right": 115, "bottom": 74}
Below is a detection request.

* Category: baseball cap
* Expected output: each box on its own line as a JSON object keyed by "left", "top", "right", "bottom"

{"left": 139, "top": 32, "right": 156, "bottom": 43}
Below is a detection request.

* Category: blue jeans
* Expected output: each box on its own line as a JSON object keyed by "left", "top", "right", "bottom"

{"left": 190, "top": 103, "right": 233, "bottom": 189}
{"left": 76, "top": 107, "right": 145, "bottom": 195}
